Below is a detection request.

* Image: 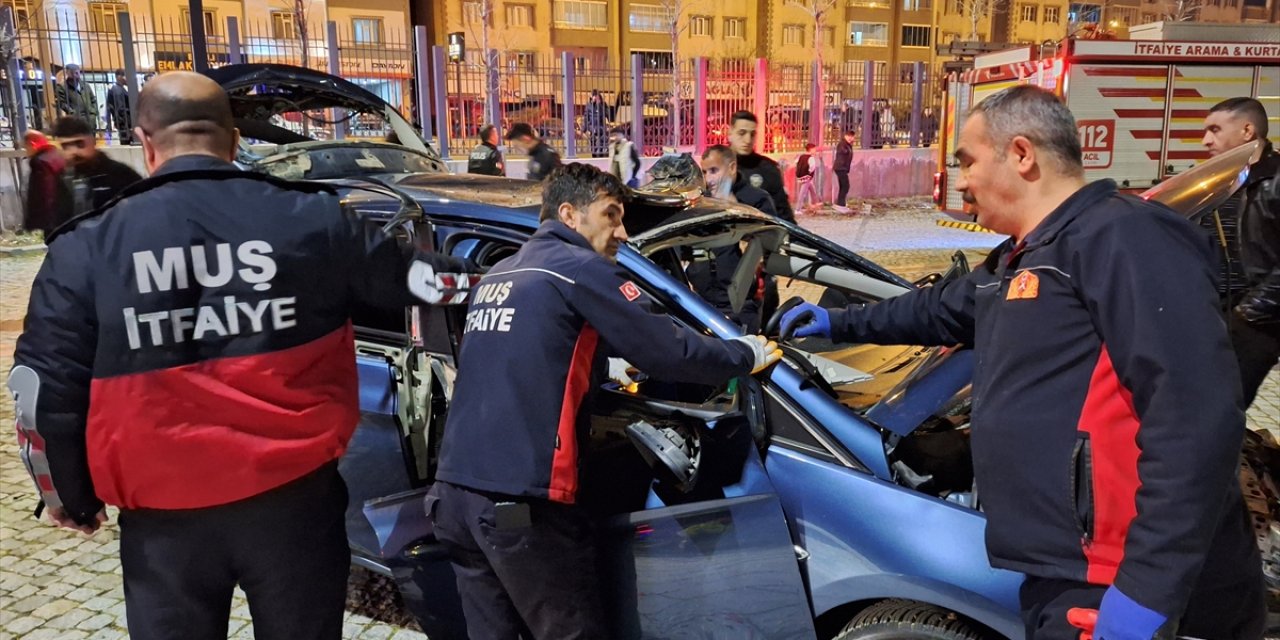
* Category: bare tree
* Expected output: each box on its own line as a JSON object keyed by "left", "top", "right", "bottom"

{"left": 1159, "top": 0, "right": 1203, "bottom": 20}
{"left": 656, "top": 0, "right": 696, "bottom": 150}
{"left": 464, "top": 0, "right": 502, "bottom": 134}
{"left": 956, "top": 0, "right": 1006, "bottom": 40}
{"left": 788, "top": 0, "right": 839, "bottom": 142}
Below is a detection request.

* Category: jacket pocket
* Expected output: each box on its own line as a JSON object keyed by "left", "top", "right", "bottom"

{"left": 1071, "top": 433, "right": 1095, "bottom": 544}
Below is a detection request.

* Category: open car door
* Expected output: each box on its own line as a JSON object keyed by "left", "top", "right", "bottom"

{"left": 367, "top": 218, "right": 816, "bottom": 638}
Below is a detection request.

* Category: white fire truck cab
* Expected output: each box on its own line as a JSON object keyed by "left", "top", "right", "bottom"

{"left": 935, "top": 22, "right": 1280, "bottom": 215}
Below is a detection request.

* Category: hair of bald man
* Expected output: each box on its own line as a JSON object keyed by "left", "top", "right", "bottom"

{"left": 136, "top": 72, "right": 236, "bottom": 154}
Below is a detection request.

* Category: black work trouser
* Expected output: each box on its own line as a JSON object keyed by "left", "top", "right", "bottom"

{"left": 834, "top": 171, "right": 850, "bottom": 206}
{"left": 118, "top": 462, "right": 349, "bottom": 640}
{"left": 1229, "top": 318, "right": 1280, "bottom": 407}
{"left": 429, "top": 481, "right": 607, "bottom": 640}
{"left": 1019, "top": 574, "right": 1266, "bottom": 640}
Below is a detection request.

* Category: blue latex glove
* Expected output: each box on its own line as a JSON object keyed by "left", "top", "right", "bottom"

{"left": 1094, "top": 586, "right": 1169, "bottom": 640}
{"left": 779, "top": 302, "right": 832, "bottom": 339}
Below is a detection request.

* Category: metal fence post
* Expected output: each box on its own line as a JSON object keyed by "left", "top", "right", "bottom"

{"left": 227, "top": 17, "right": 243, "bottom": 65}
{"left": 189, "top": 0, "right": 210, "bottom": 72}
{"left": 486, "top": 49, "right": 501, "bottom": 136}
{"left": 910, "top": 61, "right": 924, "bottom": 147}
{"left": 118, "top": 12, "right": 140, "bottom": 144}
{"left": 326, "top": 21, "right": 345, "bottom": 140}
{"left": 631, "top": 53, "right": 643, "bottom": 157}
{"left": 694, "top": 57, "right": 708, "bottom": 156}
{"left": 810, "top": 60, "right": 824, "bottom": 148}
{"left": 2, "top": 6, "right": 27, "bottom": 141}
{"left": 414, "top": 26, "right": 432, "bottom": 142}
{"left": 860, "top": 60, "right": 875, "bottom": 150}
{"left": 754, "top": 58, "right": 768, "bottom": 151}
{"left": 562, "top": 51, "right": 576, "bottom": 159}
{"left": 431, "top": 45, "right": 451, "bottom": 159}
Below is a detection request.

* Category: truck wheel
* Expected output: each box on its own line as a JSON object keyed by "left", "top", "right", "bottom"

{"left": 835, "top": 599, "right": 989, "bottom": 640}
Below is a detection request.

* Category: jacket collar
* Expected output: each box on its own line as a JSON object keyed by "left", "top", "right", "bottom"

{"left": 1018, "top": 179, "right": 1117, "bottom": 251}
{"left": 1246, "top": 141, "right": 1278, "bottom": 187}
{"left": 152, "top": 154, "right": 237, "bottom": 177}
{"left": 534, "top": 220, "right": 596, "bottom": 253}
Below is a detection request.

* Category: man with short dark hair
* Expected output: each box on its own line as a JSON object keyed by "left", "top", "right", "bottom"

{"left": 51, "top": 115, "right": 142, "bottom": 215}
{"left": 727, "top": 110, "right": 794, "bottom": 222}
{"left": 10, "top": 71, "right": 472, "bottom": 640}
{"left": 782, "top": 85, "right": 1264, "bottom": 640}
{"left": 105, "top": 68, "right": 134, "bottom": 145}
{"left": 1200, "top": 96, "right": 1280, "bottom": 406}
{"left": 505, "top": 121, "right": 561, "bottom": 181}
{"left": 54, "top": 63, "right": 98, "bottom": 132}
{"left": 429, "top": 162, "right": 780, "bottom": 638}
{"left": 467, "top": 123, "right": 505, "bottom": 176}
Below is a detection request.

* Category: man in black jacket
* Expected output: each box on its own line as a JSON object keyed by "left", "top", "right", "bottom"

{"left": 506, "top": 122, "right": 562, "bottom": 181}
{"left": 467, "top": 123, "right": 505, "bottom": 176}
{"left": 10, "top": 71, "right": 474, "bottom": 640}
{"left": 22, "top": 130, "right": 73, "bottom": 237}
{"left": 783, "top": 86, "right": 1264, "bottom": 640}
{"left": 1201, "top": 97, "right": 1280, "bottom": 406}
{"left": 52, "top": 115, "right": 142, "bottom": 215}
{"left": 833, "top": 130, "right": 854, "bottom": 212}
{"left": 106, "top": 69, "right": 134, "bottom": 145}
{"left": 728, "top": 110, "right": 794, "bottom": 222}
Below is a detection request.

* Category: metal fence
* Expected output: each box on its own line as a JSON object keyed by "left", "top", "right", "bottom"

{"left": 1, "top": 6, "right": 945, "bottom": 157}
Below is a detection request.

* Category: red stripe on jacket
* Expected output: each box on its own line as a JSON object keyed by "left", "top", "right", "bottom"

{"left": 548, "top": 325, "right": 599, "bottom": 504}
{"left": 86, "top": 323, "right": 359, "bottom": 510}
{"left": 1077, "top": 345, "right": 1142, "bottom": 585}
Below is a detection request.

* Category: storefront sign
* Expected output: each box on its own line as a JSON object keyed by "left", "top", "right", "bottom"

{"left": 155, "top": 51, "right": 230, "bottom": 72}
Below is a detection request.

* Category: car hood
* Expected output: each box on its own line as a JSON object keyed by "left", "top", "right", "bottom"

{"left": 205, "top": 63, "right": 438, "bottom": 159}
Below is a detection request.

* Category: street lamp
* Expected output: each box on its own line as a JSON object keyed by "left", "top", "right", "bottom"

{"left": 448, "top": 32, "right": 465, "bottom": 139}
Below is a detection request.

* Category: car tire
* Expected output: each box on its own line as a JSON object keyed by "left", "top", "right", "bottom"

{"left": 835, "top": 599, "right": 989, "bottom": 640}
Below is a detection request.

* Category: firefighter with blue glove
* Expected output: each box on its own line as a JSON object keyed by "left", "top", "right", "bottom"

{"left": 428, "top": 162, "right": 781, "bottom": 639}
{"left": 782, "top": 86, "right": 1265, "bottom": 640}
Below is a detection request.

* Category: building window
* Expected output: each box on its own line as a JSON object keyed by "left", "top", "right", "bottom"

{"left": 628, "top": 3, "right": 668, "bottom": 32}
{"left": 901, "top": 24, "right": 931, "bottom": 47}
{"left": 848, "top": 21, "right": 889, "bottom": 46}
{"left": 940, "top": 30, "right": 961, "bottom": 43}
{"left": 724, "top": 17, "right": 746, "bottom": 39}
{"left": 848, "top": 0, "right": 890, "bottom": 7}
{"left": 352, "top": 17, "right": 382, "bottom": 43}
{"left": 820, "top": 26, "right": 835, "bottom": 45}
{"left": 690, "top": 15, "right": 712, "bottom": 36}
{"left": 506, "top": 3, "right": 533, "bottom": 27}
{"left": 179, "top": 8, "right": 218, "bottom": 35}
{"left": 573, "top": 55, "right": 591, "bottom": 74}
{"left": 1140, "top": 11, "right": 1156, "bottom": 21}
{"left": 1, "top": 0, "right": 32, "bottom": 26}
{"left": 1019, "top": 4, "right": 1038, "bottom": 21}
{"left": 1108, "top": 6, "right": 1138, "bottom": 23}
{"left": 782, "top": 24, "right": 805, "bottom": 46}
{"left": 463, "top": 1, "right": 485, "bottom": 23}
{"left": 556, "top": 0, "right": 608, "bottom": 30}
{"left": 1068, "top": 3, "right": 1101, "bottom": 23}
{"left": 1045, "top": 6, "right": 1061, "bottom": 21}
{"left": 88, "top": 2, "right": 127, "bottom": 34}
{"left": 904, "top": 0, "right": 932, "bottom": 10}
{"left": 271, "top": 11, "right": 297, "bottom": 40}
{"left": 507, "top": 51, "right": 537, "bottom": 72}
{"left": 635, "top": 50, "right": 674, "bottom": 71}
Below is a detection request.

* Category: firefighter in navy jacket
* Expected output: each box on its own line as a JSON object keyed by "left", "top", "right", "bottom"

{"left": 8, "top": 72, "right": 473, "bottom": 640}
{"left": 429, "top": 163, "right": 781, "bottom": 639}
{"left": 783, "top": 87, "right": 1265, "bottom": 640}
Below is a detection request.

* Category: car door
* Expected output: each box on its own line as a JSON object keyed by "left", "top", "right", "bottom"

{"left": 360, "top": 217, "right": 816, "bottom": 639}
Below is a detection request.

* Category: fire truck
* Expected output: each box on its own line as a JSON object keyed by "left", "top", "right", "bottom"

{"left": 934, "top": 22, "right": 1280, "bottom": 214}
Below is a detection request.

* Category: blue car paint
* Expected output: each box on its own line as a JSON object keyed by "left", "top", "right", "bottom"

{"left": 765, "top": 446, "right": 1024, "bottom": 637}
{"left": 865, "top": 348, "right": 975, "bottom": 437}
{"left": 341, "top": 185, "right": 1029, "bottom": 637}
{"left": 356, "top": 354, "right": 398, "bottom": 415}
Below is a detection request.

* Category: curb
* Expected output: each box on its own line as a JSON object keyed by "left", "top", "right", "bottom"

{"left": 935, "top": 219, "right": 999, "bottom": 234}
{"left": 0, "top": 245, "right": 46, "bottom": 256}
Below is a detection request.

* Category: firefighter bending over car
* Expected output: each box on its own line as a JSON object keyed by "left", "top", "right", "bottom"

{"left": 428, "top": 162, "right": 781, "bottom": 638}
{"left": 8, "top": 71, "right": 476, "bottom": 640}
{"left": 782, "top": 85, "right": 1265, "bottom": 640}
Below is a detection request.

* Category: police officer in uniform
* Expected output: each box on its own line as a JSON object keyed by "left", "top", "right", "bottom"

{"left": 505, "top": 121, "right": 562, "bottom": 181}
{"left": 8, "top": 71, "right": 474, "bottom": 640}
{"left": 467, "top": 123, "right": 505, "bottom": 176}
{"left": 428, "top": 163, "right": 782, "bottom": 639}
{"left": 728, "top": 110, "right": 794, "bottom": 223}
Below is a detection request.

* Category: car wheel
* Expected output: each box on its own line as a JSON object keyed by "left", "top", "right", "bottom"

{"left": 835, "top": 599, "right": 989, "bottom": 640}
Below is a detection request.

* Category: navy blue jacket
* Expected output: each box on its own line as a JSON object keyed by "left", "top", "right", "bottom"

{"left": 830, "top": 180, "right": 1259, "bottom": 619}
{"left": 11, "top": 155, "right": 463, "bottom": 521}
{"left": 435, "top": 221, "right": 754, "bottom": 503}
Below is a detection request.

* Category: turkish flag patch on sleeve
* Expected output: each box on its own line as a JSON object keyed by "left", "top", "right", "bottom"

{"left": 620, "top": 281, "right": 641, "bottom": 301}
